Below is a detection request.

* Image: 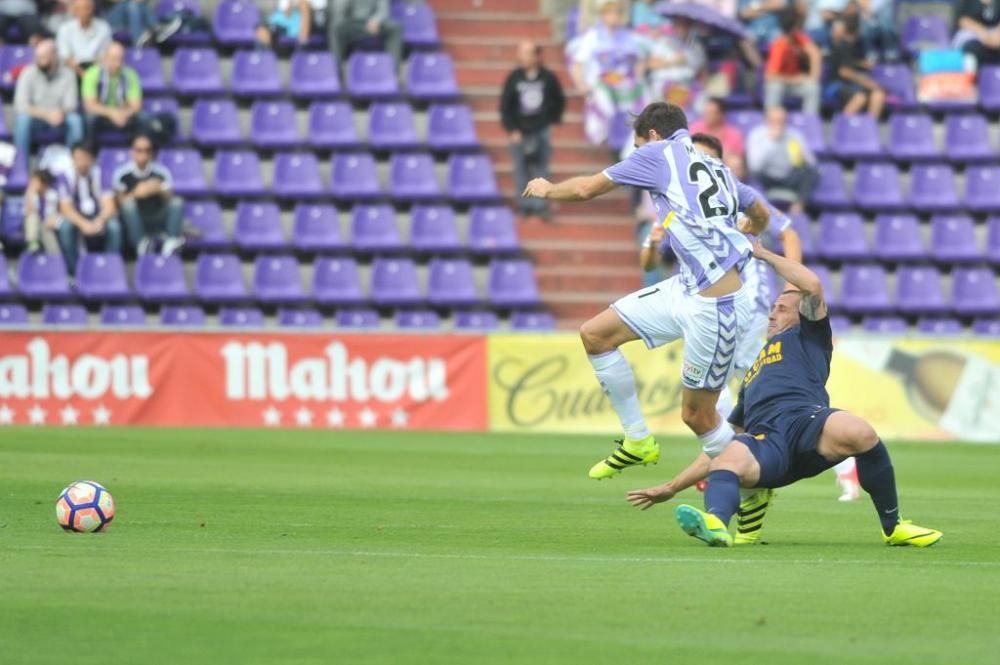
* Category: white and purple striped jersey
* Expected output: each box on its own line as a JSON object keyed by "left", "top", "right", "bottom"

{"left": 741, "top": 203, "right": 792, "bottom": 315}
{"left": 604, "top": 129, "right": 759, "bottom": 294}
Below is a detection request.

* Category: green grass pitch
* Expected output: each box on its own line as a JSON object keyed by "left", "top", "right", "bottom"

{"left": 1, "top": 428, "right": 998, "bottom": 664}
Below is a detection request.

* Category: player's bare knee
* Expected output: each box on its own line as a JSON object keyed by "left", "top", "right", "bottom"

{"left": 709, "top": 444, "right": 752, "bottom": 481}
{"left": 849, "top": 421, "right": 880, "bottom": 453}
{"left": 579, "top": 320, "right": 609, "bottom": 355}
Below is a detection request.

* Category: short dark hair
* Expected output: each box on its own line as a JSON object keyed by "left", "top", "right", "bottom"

{"left": 690, "top": 132, "right": 724, "bottom": 159}
{"left": 780, "top": 8, "right": 801, "bottom": 34}
{"left": 632, "top": 102, "right": 688, "bottom": 141}
{"left": 132, "top": 133, "right": 158, "bottom": 154}
{"left": 71, "top": 141, "right": 95, "bottom": 156}
{"left": 705, "top": 97, "right": 726, "bottom": 113}
{"left": 31, "top": 169, "right": 55, "bottom": 187}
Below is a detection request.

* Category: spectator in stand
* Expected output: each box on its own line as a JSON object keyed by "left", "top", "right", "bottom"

{"left": 13, "top": 39, "right": 84, "bottom": 162}
{"left": 23, "top": 169, "right": 60, "bottom": 254}
{"left": 0, "top": 2, "right": 44, "bottom": 45}
{"left": 764, "top": 9, "right": 821, "bottom": 114}
{"left": 631, "top": 0, "right": 666, "bottom": 30}
{"left": 113, "top": 134, "right": 184, "bottom": 256}
{"left": 57, "top": 0, "right": 112, "bottom": 78}
{"left": 690, "top": 97, "right": 746, "bottom": 178}
{"left": 646, "top": 17, "right": 707, "bottom": 109}
{"left": 56, "top": 141, "right": 122, "bottom": 274}
{"left": 825, "top": 17, "right": 885, "bottom": 117}
{"left": 858, "top": 0, "right": 899, "bottom": 61}
{"left": 256, "top": 1, "right": 327, "bottom": 50}
{"left": 501, "top": 41, "right": 566, "bottom": 220}
{"left": 738, "top": 0, "right": 791, "bottom": 48}
{"left": 81, "top": 41, "right": 147, "bottom": 141}
{"left": 574, "top": 0, "right": 633, "bottom": 34}
{"left": 103, "top": 1, "right": 183, "bottom": 47}
{"left": 954, "top": 0, "right": 1000, "bottom": 68}
{"left": 747, "top": 106, "right": 817, "bottom": 214}
{"left": 569, "top": 0, "right": 648, "bottom": 146}
{"left": 329, "top": 0, "right": 401, "bottom": 67}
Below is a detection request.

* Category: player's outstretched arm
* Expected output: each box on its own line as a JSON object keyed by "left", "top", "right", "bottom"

{"left": 522, "top": 173, "right": 618, "bottom": 202}
{"left": 626, "top": 452, "right": 712, "bottom": 510}
{"left": 752, "top": 240, "right": 827, "bottom": 320}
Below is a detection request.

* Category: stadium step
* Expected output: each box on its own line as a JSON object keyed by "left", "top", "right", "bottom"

{"left": 536, "top": 270, "right": 642, "bottom": 293}
{"left": 428, "top": 0, "right": 541, "bottom": 14}
{"left": 526, "top": 240, "right": 639, "bottom": 267}
{"left": 475, "top": 115, "right": 589, "bottom": 143}
{"left": 483, "top": 139, "right": 603, "bottom": 166}
{"left": 544, "top": 293, "right": 623, "bottom": 321}
{"left": 465, "top": 88, "right": 585, "bottom": 114}
{"left": 518, "top": 221, "right": 636, "bottom": 243}
{"left": 436, "top": 13, "right": 553, "bottom": 39}
{"left": 455, "top": 61, "right": 574, "bottom": 89}
{"left": 444, "top": 37, "right": 566, "bottom": 64}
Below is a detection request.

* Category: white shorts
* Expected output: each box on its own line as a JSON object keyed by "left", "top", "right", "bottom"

{"left": 734, "top": 308, "right": 769, "bottom": 374}
{"left": 612, "top": 275, "right": 753, "bottom": 391}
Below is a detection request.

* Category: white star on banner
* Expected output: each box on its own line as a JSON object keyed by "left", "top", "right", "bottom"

{"left": 391, "top": 408, "right": 409, "bottom": 428}
{"left": 28, "top": 404, "right": 46, "bottom": 425}
{"left": 262, "top": 406, "right": 281, "bottom": 427}
{"left": 60, "top": 405, "right": 79, "bottom": 425}
{"left": 0, "top": 405, "right": 14, "bottom": 425}
{"left": 326, "top": 408, "right": 345, "bottom": 427}
{"left": 93, "top": 405, "right": 111, "bottom": 426}
{"left": 358, "top": 408, "right": 377, "bottom": 428}
{"left": 295, "top": 407, "right": 313, "bottom": 427}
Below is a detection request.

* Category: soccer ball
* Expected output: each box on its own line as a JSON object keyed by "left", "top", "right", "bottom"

{"left": 56, "top": 481, "right": 115, "bottom": 532}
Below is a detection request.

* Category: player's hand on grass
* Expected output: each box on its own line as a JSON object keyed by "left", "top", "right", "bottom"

{"left": 626, "top": 483, "right": 676, "bottom": 510}
{"left": 522, "top": 178, "right": 553, "bottom": 199}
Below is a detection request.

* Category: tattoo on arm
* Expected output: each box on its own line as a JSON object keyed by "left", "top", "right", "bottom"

{"left": 799, "top": 292, "right": 825, "bottom": 320}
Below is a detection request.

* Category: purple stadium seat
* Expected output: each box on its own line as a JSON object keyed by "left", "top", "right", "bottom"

{"left": 161, "top": 305, "right": 206, "bottom": 326}
{"left": 172, "top": 48, "right": 223, "bottom": 96}
{"left": 980, "top": 66, "right": 1000, "bottom": 112}
{"left": 231, "top": 50, "right": 282, "bottom": 97}
{"left": 331, "top": 153, "right": 381, "bottom": 199}
{"left": 100, "top": 304, "right": 146, "bottom": 326}
{"left": 214, "top": 150, "right": 264, "bottom": 197}
{"left": 346, "top": 52, "right": 400, "bottom": 99}
{"left": 254, "top": 255, "right": 306, "bottom": 305}
{"left": 278, "top": 308, "right": 323, "bottom": 328}
{"left": 336, "top": 309, "right": 380, "bottom": 329}
{"left": 930, "top": 214, "right": 981, "bottom": 263}
{"left": 18, "top": 253, "right": 71, "bottom": 300}
{"left": 1, "top": 196, "right": 24, "bottom": 244}
{"left": 896, "top": 265, "right": 947, "bottom": 314}
{"left": 389, "top": 152, "right": 440, "bottom": 201}
{"left": 829, "top": 315, "right": 851, "bottom": 333}
{"left": 0, "top": 256, "right": 10, "bottom": 297}
{"left": 407, "top": 52, "right": 460, "bottom": 101}
{"left": 853, "top": 162, "right": 904, "bottom": 212}
{"left": 0, "top": 303, "right": 29, "bottom": 326}
{"left": 368, "top": 102, "right": 420, "bottom": 151}
{"left": 945, "top": 114, "right": 993, "bottom": 163}
{"left": 370, "top": 257, "right": 422, "bottom": 307}
{"left": 195, "top": 253, "right": 249, "bottom": 303}
{"left": 308, "top": 101, "right": 360, "bottom": 149}
{"left": 351, "top": 204, "right": 402, "bottom": 252}
{"left": 98, "top": 147, "right": 131, "bottom": 189}
{"left": 191, "top": 99, "right": 242, "bottom": 147}
{"left": 788, "top": 213, "right": 815, "bottom": 259}
{"left": 873, "top": 214, "right": 925, "bottom": 262}
{"left": 42, "top": 303, "right": 88, "bottom": 326}
{"left": 427, "top": 258, "right": 478, "bottom": 307}
{"left": 274, "top": 152, "right": 323, "bottom": 199}
{"left": 810, "top": 264, "right": 835, "bottom": 309}
{"left": 157, "top": 0, "right": 210, "bottom": 45}
{"left": 872, "top": 64, "right": 917, "bottom": 109}
{"left": 313, "top": 257, "right": 364, "bottom": 306}
{"left": 292, "top": 203, "right": 342, "bottom": 252}
{"left": 396, "top": 309, "right": 441, "bottom": 329}
{"left": 811, "top": 161, "right": 851, "bottom": 209}
{"left": 410, "top": 205, "right": 461, "bottom": 253}
{"left": 0, "top": 44, "right": 32, "bottom": 91}
{"left": 511, "top": 311, "right": 556, "bottom": 331}
{"left": 213, "top": 0, "right": 260, "bottom": 47}
{"left": 988, "top": 217, "right": 1000, "bottom": 264}
{"left": 886, "top": 114, "right": 938, "bottom": 161}
{"left": 392, "top": 2, "right": 440, "bottom": 48}
{"left": 4, "top": 152, "right": 28, "bottom": 192}
{"left": 289, "top": 51, "right": 342, "bottom": 98}
{"left": 953, "top": 267, "right": 1000, "bottom": 316}
{"left": 184, "top": 200, "right": 228, "bottom": 249}
{"left": 135, "top": 254, "right": 189, "bottom": 302}
{"left": 727, "top": 109, "right": 762, "bottom": 138}
{"left": 973, "top": 318, "right": 1000, "bottom": 336}
{"left": 909, "top": 164, "right": 959, "bottom": 212}
{"left": 816, "top": 213, "right": 867, "bottom": 261}
{"left": 160, "top": 149, "right": 208, "bottom": 196}
{"left": 902, "top": 15, "right": 949, "bottom": 54}
{"left": 233, "top": 201, "right": 284, "bottom": 251}
{"left": 787, "top": 111, "right": 826, "bottom": 155}
{"left": 427, "top": 104, "right": 479, "bottom": 152}
{"left": 126, "top": 48, "right": 166, "bottom": 94}
{"left": 468, "top": 205, "right": 519, "bottom": 254}
{"left": 158, "top": 0, "right": 201, "bottom": 17}
{"left": 250, "top": 101, "right": 299, "bottom": 149}
{"left": 455, "top": 310, "right": 499, "bottom": 330}
{"left": 219, "top": 306, "right": 264, "bottom": 327}
{"left": 840, "top": 264, "right": 890, "bottom": 314}
{"left": 75, "top": 253, "right": 130, "bottom": 301}
{"left": 917, "top": 317, "right": 963, "bottom": 335}
{"left": 488, "top": 259, "right": 540, "bottom": 307}
{"left": 830, "top": 114, "right": 882, "bottom": 160}
{"left": 965, "top": 165, "right": 1000, "bottom": 213}
{"left": 143, "top": 97, "right": 179, "bottom": 138}
{"left": 862, "top": 315, "right": 908, "bottom": 333}
{"left": 448, "top": 154, "right": 500, "bottom": 202}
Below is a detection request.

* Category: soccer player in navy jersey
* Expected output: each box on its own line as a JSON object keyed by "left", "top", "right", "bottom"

{"left": 523, "top": 102, "right": 770, "bottom": 480}
{"left": 625, "top": 241, "right": 942, "bottom": 548}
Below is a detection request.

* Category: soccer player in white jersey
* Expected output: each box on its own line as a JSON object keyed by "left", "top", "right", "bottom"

{"left": 523, "top": 102, "right": 770, "bottom": 478}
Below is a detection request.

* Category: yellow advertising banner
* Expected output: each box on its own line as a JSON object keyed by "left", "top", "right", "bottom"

{"left": 487, "top": 335, "right": 1000, "bottom": 443}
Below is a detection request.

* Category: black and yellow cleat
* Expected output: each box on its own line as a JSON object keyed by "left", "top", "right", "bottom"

{"left": 588, "top": 435, "right": 660, "bottom": 480}
{"left": 734, "top": 489, "right": 774, "bottom": 545}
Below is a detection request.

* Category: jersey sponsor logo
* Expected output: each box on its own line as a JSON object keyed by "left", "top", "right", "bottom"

{"left": 743, "top": 341, "right": 783, "bottom": 386}
{"left": 682, "top": 360, "right": 707, "bottom": 384}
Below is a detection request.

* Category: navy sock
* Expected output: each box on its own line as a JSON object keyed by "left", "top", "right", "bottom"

{"left": 704, "top": 470, "right": 741, "bottom": 526}
{"left": 855, "top": 441, "right": 900, "bottom": 535}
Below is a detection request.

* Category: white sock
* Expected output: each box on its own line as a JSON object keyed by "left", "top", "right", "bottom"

{"left": 715, "top": 386, "right": 735, "bottom": 421}
{"left": 699, "top": 418, "right": 736, "bottom": 458}
{"left": 835, "top": 457, "right": 857, "bottom": 478}
{"left": 588, "top": 350, "right": 650, "bottom": 440}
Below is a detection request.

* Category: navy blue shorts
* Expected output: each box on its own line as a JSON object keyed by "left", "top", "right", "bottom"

{"left": 734, "top": 407, "right": 841, "bottom": 489}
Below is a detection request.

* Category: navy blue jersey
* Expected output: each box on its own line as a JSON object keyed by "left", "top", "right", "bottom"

{"left": 729, "top": 316, "right": 833, "bottom": 433}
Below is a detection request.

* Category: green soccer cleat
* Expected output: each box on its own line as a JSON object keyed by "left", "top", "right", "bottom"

{"left": 734, "top": 489, "right": 774, "bottom": 545}
{"left": 675, "top": 504, "right": 733, "bottom": 547}
{"left": 883, "top": 520, "right": 942, "bottom": 548}
{"left": 588, "top": 435, "right": 660, "bottom": 480}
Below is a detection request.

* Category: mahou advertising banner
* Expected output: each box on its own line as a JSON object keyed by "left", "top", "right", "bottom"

{"left": 0, "top": 332, "right": 488, "bottom": 430}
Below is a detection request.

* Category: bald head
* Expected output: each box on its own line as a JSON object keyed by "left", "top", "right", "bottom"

{"left": 103, "top": 41, "right": 125, "bottom": 73}
{"left": 75, "top": 0, "right": 96, "bottom": 22}
{"left": 766, "top": 105, "right": 787, "bottom": 137}
{"left": 517, "top": 41, "right": 540, "bottom": 70}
